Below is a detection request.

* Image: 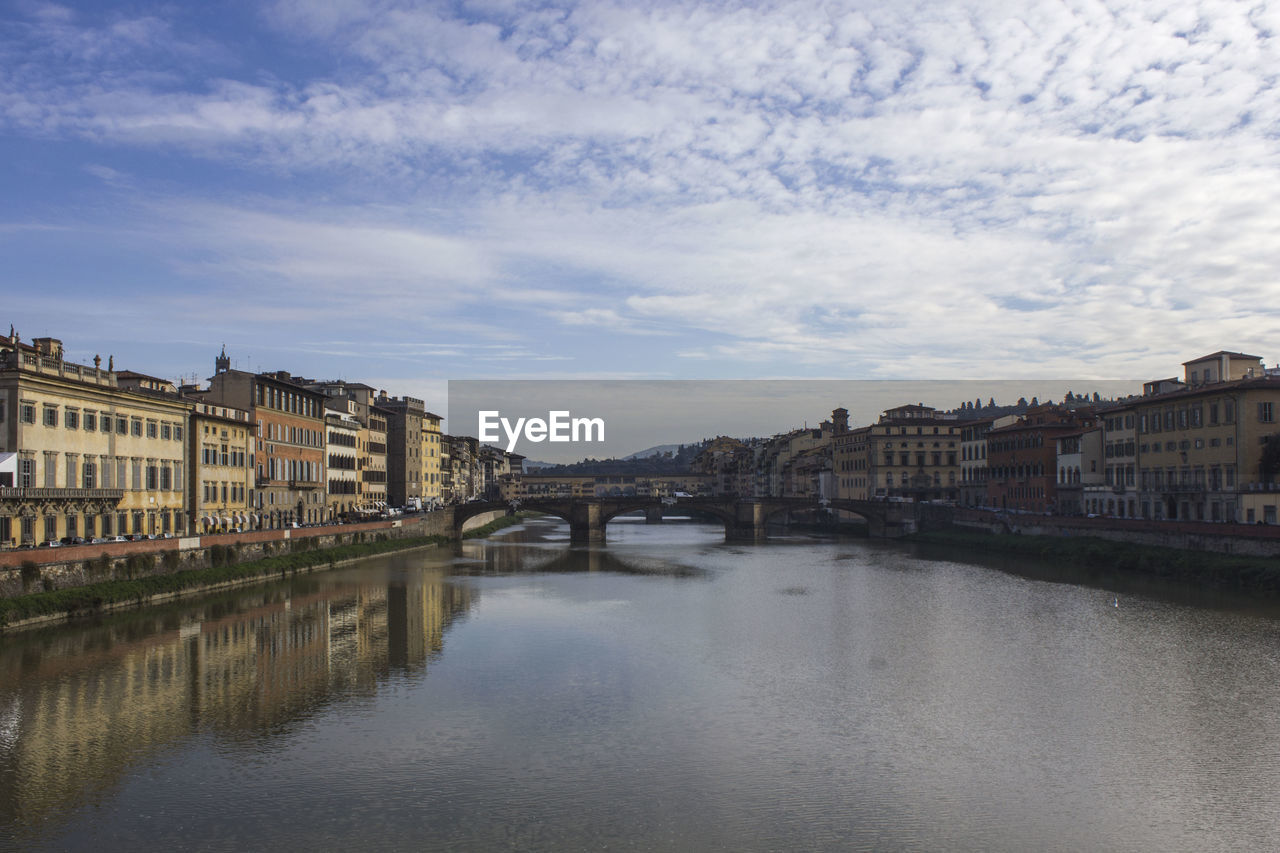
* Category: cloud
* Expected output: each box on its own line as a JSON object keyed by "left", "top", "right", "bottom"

{"left": 3, "top": 0, "right": 1279, "bottom": 382}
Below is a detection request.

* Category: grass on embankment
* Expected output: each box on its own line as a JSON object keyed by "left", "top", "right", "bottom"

{"left": 0, "top": 533, "right": 452, "bottom": 629}
{"left": 908, "top": 528, "right": 1280, "bottom": 595}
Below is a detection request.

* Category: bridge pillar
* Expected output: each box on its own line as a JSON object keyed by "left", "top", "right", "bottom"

{"left": 726, "top": 501, "right": 767, "bottom": 543}
{"left": 569, "top": 502, "right": 605, "bottom": 544}
{"left": 645, "top": 506, "right": 663, "bottom": 524}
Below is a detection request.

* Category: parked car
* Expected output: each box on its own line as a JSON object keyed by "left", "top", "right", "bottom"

{"left": 41, "top": 539, "right": 63, "bottom": 548}
{"left": 106, "top": 535, "right": 128, "bottom": 543}
{"left": 59, "top": 536, "right": 87, "bottom": 546}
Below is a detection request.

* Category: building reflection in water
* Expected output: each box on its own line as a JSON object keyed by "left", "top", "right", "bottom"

{"left": 0, "top": 569, "right": 474, "bottom": 828}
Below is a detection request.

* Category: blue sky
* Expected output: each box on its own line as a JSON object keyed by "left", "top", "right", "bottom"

{"left": 3, "top": 0, "right": 1279, "bottom": 415}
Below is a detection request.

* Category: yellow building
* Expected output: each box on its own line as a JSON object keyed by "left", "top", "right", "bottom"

{"left": 421, "top": 411, "right": 442, "bottom": 509}
{"left": 834, "top": 404, "right": 960, "bottom": 502}
{"left": 187, "top": 397, "right": 255, "bottom": 533}
{"left": 0, "top": 335, "right": 190, "bottom": 545}
{"left": 1132, "top": 353, "right": 1280, "bottom": 522}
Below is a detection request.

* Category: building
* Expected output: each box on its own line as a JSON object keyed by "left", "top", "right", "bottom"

{"left": 1085, "top": 405, "right": 1136, "bottom": 517}
{"left": 0, "top": 333, "right": 190, "bottom": 545}
{"left": 305, "top": 380, "right": 388, "bottom": 517}
{"left": 836, "top": 404, "right": 961, "bottom": 502}
{"left": 986, "top": 404, "right": 1093, "bottom": 513}
{"left": 186, "top": 396, "right": 255, "bottom": 533}
{"left": 375, "top": 393, "right": 424, "bottom": 509}
{"left": 323, "top": 406, "right": 360, "bottom": 521}
{"left": 1055, "top": 427, "right": 1102, "bottom": 516}
{"left": 958, "top": 416, "right": 1017, "bottom": 508}
{"left": 421, "top": 411, "right": 443, "bottom": 509}
{"left": 200, "top": 352, "right": 327, "bottom": 527}
{"left": 1130, "top": 352, "right": 1280, "bottom": 523}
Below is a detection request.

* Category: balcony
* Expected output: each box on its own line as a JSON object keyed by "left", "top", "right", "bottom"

{"left": 0, "top": 487, "right": 126, "bottom": 501}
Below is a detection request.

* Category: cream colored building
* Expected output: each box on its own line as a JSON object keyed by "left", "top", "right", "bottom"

{"left": 1, "top": 335, "right": 190, "bottom": 545}
{"left": 324, "top": 408, "right": 360, "bottom": 520}
{"left": 187, "top": 398, "right": 255, "bottom": 533}
{"left": 835, "top": 404, "right": 961, "bottom": 502}
{"left": 421, "top": 411, "right": 442, "bottom": 508}
{"left": 1133, "top": 352, "right": 1280, "bottom": 522}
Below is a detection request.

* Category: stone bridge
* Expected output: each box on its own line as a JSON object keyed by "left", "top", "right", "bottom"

{"left": 453, "top": 497, "right": 952, "bottom": 543}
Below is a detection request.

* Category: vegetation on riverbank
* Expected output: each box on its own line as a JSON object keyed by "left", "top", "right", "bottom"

{"left": 909, "top": 528, "right": 1280, "bottom": 595}
{"left": 0, "top": 533, "right": 451, "bottom": 628}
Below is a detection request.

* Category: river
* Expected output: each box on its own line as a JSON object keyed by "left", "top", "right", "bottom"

{"left": 2, "top": 516, "right": 1280, "bottom": 851}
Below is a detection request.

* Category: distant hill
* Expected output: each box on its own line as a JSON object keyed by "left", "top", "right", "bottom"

{"left": 528, "top": 441, "right": 709, "bottom": 476}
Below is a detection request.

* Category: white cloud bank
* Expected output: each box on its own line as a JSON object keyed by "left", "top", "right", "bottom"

{"left": 2, "top": 0, "right": 1279, "bottom": 379}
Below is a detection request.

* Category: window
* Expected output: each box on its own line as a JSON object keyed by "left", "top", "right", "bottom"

{"left": 20, "top": 458, "right": 33, "bottom": 488}
{"left": 83, "top": 461, "right": 95, "bottom": 489}
{"left": 117, "top": 417, "right": 127, "bottom": 434}
{"left": 161, "top": 423, "right": 171, "bottom": 440}
{"left": 20, "top": 403, "right": 35, "bottom": 424}
{"left": 43, "top": 407, "right": 58, "bottom": 427}
{"left": 146, "top": 465, "right": 158, "bottom": 490}
{"left": 64, "top": 409, "right": 79, "bottom": 429}
{"left": 131, "top": 419, "right": 142, "bottom": 437}
{"left": 84, "top": 412, "right": 96, "bottom": 431}
{"left": 146, "top": 421, "right": 158, "bottom": 439}
{"left": 1259, "top": 402, "right": 1275, "bottom": 423}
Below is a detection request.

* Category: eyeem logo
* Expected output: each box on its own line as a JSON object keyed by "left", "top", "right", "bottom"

{"left": 479, "top": 410, "right": 605, "bottom": 453}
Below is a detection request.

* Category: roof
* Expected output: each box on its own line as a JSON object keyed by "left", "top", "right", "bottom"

{"left": 1182, "top": 351, "right": 1263, "bottom": 364}
{"left": 1135, "top": 373, "right": 1280, "bottom": 404}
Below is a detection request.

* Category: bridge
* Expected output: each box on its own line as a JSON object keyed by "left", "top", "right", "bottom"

{"left": 453, "top": 497, "right": 953, "bottom": 543}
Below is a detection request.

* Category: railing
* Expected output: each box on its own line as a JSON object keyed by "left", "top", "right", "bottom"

{"left": 0, "top": 487, "right": 125, "bottom": 501}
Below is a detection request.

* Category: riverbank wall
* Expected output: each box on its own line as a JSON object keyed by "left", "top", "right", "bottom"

{"left": 951, "top": 507, "right": 1280, "bottom": 557}
{"left": 0, "top": 510, "right": 475, "bottom": 599}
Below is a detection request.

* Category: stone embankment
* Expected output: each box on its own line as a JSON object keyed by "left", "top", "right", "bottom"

{"left": 0, "top": 508, "right": 509, "bottom": 600}
{"left": 951, "top": 507, "right": 1280, "bottom": 557}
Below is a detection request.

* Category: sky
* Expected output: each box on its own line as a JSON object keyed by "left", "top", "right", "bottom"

{"left": 2, "top": 0, "right": 1278, "bottom": 428}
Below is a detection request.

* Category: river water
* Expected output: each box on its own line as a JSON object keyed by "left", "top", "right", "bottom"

{"left": 3, "top": 516, "right": 1280, "bottom": 852}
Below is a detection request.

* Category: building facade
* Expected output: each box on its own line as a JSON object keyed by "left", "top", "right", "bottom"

{"left": 187, "top": 397, "right": 255, "bottom": 533}
{"left": 202, "top": 355, "right": 327, "bottom": 527}
{"left": 0, "top": 335, "right": 189, "bottom": 545}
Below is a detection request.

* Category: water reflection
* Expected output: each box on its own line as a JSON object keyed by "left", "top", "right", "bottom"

{"left": 5, "top": 517, "right": 1280, "bottom": 851}
{"left": 0, "top": 567, "right": 473, "bottom": 830}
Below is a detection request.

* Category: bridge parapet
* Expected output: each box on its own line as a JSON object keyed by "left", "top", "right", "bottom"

{"left": 451, "top": 496, "right": 946, "bottom": 543}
